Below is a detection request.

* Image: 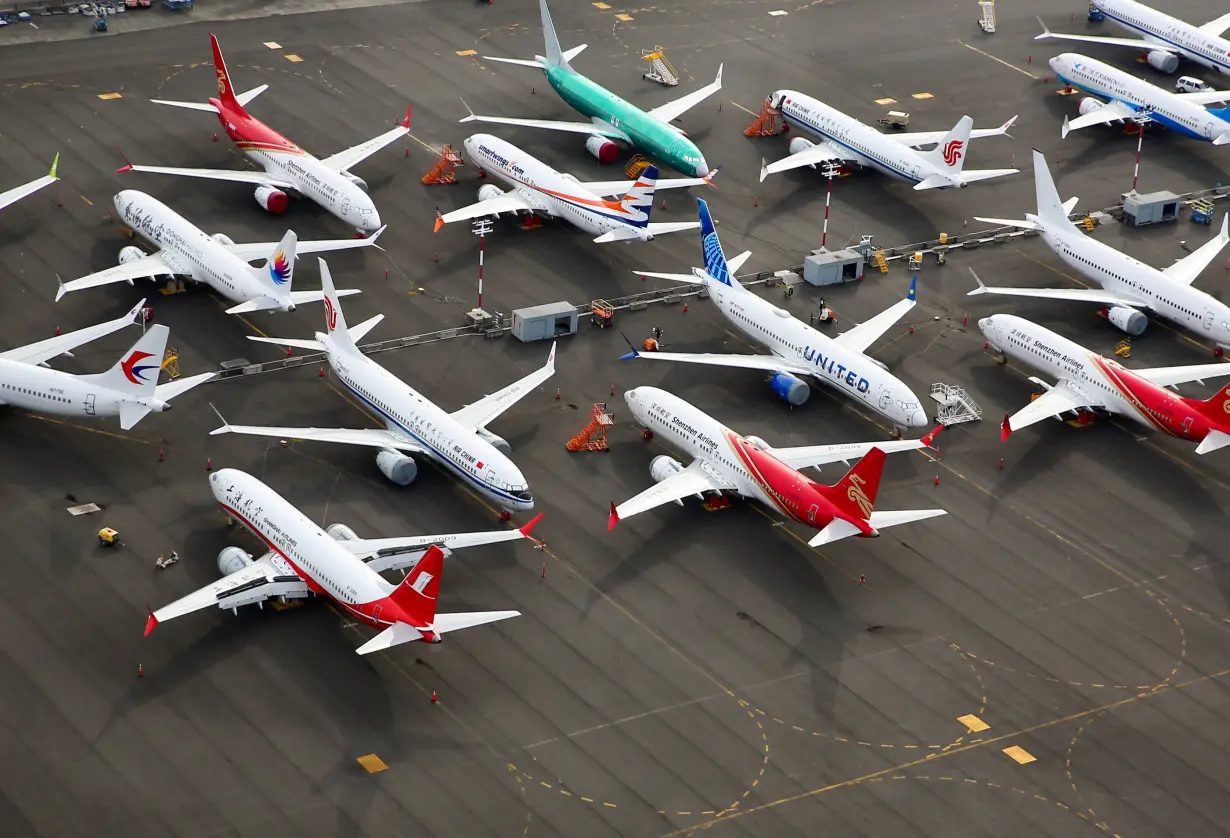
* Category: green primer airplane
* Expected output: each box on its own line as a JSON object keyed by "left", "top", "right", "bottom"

{"left": 461, "top": 0, "right": 722, "bottom": 177}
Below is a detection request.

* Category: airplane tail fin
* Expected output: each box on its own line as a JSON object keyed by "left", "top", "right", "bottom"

{"left": 83, "top": 324, "right": 169, "bottom": 400}
{"left": 618, "top": 165, "right": 657, "bottom": 225}
{"left": 1190, "top": 380, "right": 1230, "bottom": 418}
{"left": 254, "top": 229, "right": 296, "bottom": 298}
{"left": 389, "top": 544, "right": 443, "bottom": 627}
{"left": 209, "top": 34, "right": 245, "bottom": 113}
{"left": 822, "top": 447, "right": 885, "bottom": 526}
{"left": 696, "top": 197, "right": 741, "bottom": 290}
{"left": 1029, "top": 148, "right": 1072, "bottom": 225}
{"left": 919, "top": 116, "right": 972, "bottom": 175}
{"left": 540, "top": 0, "right": 574, "bottom": 71}
{"left": 317, "top": 258, "right": 358, "bottom": 352}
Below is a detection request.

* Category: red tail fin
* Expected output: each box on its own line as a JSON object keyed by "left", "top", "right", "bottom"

{"left": 1195, "top": 380, "right": 1230, "bottom": 418}
{"left": 389, "top": 545, "right": 443, "bottom": 626}
{"left": 209, "top": 34, "right": 243, "bottom": 112}
{"left": 822, "top": 447, "right": 885, "bottom": 521}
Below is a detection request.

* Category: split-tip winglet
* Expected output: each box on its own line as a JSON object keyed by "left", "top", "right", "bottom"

{"left": 920, "top": 424, "right": 944, "bottom": 448}
{"left": 1000, "top": 413, "right": 1012, "bottom": 443}
{"left": 143, "top": 605, "right": 158, "bottom": 637}
{"left": 1034, "top": 16, "right": 1052, "bottom": 38}
{"left": 208, "top": 402, "right": 232, "bottom": 435}
{"left": 907, "top": 276, "right": 917, "bottom": 302}
{"left": 115, "top": 146, "right": 134, "bottom": 175}
{"left": 49, "top": 152, "right": 60, "bottom": 180}
{"left": 607, "top": 501, "right": 619, "bottom": 532}
{"left": 519, "top": 512, "right": 545, "bottom": 539}
{"left": 433, "top": 212, "right": 445, "bottom": 233}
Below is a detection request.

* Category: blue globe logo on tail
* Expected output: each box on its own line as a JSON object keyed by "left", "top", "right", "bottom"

{"left": 697, "top": 198, "right": 732, "bottom": 286}
{"left": 269, "top": 249, "right": 291, "bottom": 285}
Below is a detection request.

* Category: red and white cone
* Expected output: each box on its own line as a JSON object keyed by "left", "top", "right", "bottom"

{"left": 430, "top": 690, "right": 438, "bottom": 703}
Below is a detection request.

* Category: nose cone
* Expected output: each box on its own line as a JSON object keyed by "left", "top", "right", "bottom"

{"left": 909, "top": 408, "right": 928, "bottom": 428}
{"left": 694, "top": 159, "right": 710, "bottom": 178}
{"left": 623, "top": 388, "right": 640, "bottom": 405}
{"left": 1048, "top": 56, "right": 1063, "bottom": 74}
{"left": 978, "top": 316, "right": 995, "bottom": 337}
{"left": 362, "top": 208, "right": 382, "bottom": 233}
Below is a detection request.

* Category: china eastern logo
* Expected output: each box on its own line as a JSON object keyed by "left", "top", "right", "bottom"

{"left": 121, "top": 350, "right": 157, "bottom": 385}
{"left": 268, "top": 249, "right": 291, "bottom": 285}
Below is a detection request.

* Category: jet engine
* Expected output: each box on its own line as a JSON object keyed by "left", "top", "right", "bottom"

{"left": 743, "top": 435, "right": 771, "bottom": 451}
{"left": 376, "top": 448, "right": 418, "bottom": 486}
{"left": 1078, "top": 97, "right": 1104, "bottom": 116}
{"left": 343, "top": 173, "right": 369, "bottom": 193}
{"left": 585, "top": 134, "right": 619, "bottom": 163}
{"left": 1146, "top": 50, "right": 1180, "bottom": 74}
{"left": 1106, "top": 305, "right": 1147, "bottom": 336}
{"left": 217, "top": 546, "right": 254, "bottom": 576}
{"left": 118, "top": 246, "right": 146, "bottom": 265}
{"left": 254, "top": 185, "right": 289, "bottom": 214}
{"left": 476, "top": 428, "right": 512, "bottom": 456}
{"left": 211, "top": 233, "right": 235, "bottom": 247}
{"left": 326, "top": 523, "right": 359, "bottom": 542}
{"left": 477, "top": 184, "right": 505, "bottom": 203}
{"left": 649, "top": 454, "right": 685, "bottom": 484}
{"left": 769, "top": 371, "right": 810, "bottom": 406}
{"left": 789, "top": 136, "right": 816, "bottom": 156}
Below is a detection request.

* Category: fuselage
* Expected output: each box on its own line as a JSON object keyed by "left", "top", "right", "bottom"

{"left": 465, "top": 135, "right": 643, "bottom": 238}
{"left": 1031, "top": 211, "right": 1230, "bottom": 347}
{"left": 625, "top": 387, "right": 851, "bottom": 530}
{"left": 981, "top": 314, "right": 1219, "bottom": 442}
{"left": 322, "top": 337, "right": 534, "bottom": 513}
{"left": 1049, "top": 53, "right": 1230, "bottom": 141}
{"left": 0, "top": 356, "right": 166, "bottom": 420}
{"left": 212, "top": 98, "right": 381, "bottom": 232}
{"left": 546, "top": 66, "right": 709, "bottom": 177}
{"left": 210, "top": 469, "right": 422, "bottom": 632}
{"left": 1094, "top": 0, "right": 1230, "bottom": 75}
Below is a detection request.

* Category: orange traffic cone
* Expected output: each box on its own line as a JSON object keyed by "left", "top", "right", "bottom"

{"left": 158, "top": 449, "right": 164, "bottom": 462}
{"left": 137, "top": 663, "right": 144, "bottom": 679}
{"left": 206, "top": 457, "right": 212, "bottom": 472}
{"left": 430, "top": 690, "right": 438, "bottom": 703}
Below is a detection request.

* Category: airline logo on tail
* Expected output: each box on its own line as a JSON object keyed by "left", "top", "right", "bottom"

{"left": 846, "top": 473, "right": 873, "bottom": 518}
{"left": 269, "top": 249, "right": 291, "bottom": 285}
{"left": 122, "top": 350, "right": 157, "bottom": 384}
{"left": 942, "top": 140, "right": 964, "bottom": 167}
{"left": 697, "top": 198, "right": 732, "bottom": 286}
{"left": 323, "top": 295, "right": 338, "bottom": 332}
{"left": 411, "top": 572, "right": 436, "bottom": 597}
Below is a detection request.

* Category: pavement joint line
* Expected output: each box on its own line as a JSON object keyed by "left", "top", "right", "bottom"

{"left": 957, "top": 40, "right": 1039, "bottom": 79}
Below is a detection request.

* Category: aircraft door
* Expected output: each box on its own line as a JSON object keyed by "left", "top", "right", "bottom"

{"left": 1181, "top": 415, "right": 1194, "bottom": 434}
{"left": 878, "top": 387, "right": 891, "bottom": 411}
{"left": 485, "top": 467, "right": 498, "bottom": 488}
{"left": 340, "top": 196, "right": 352, "bottom": 216}
{"left": 370, "top": 604, "right": 382, "bottom": 625}
{"left": 1205, "top": 309, "right": 1215, "bottom": 331}
{"left": 806, "top": 503, "right": 819, "bottom": 524}
{"left": 84, "top": 393, "right": 96, "bottom": 416}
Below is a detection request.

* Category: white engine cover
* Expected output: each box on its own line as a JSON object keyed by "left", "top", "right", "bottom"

{"left": 476, "top": 428, "right": 512, "bottom": 456}
{"left": 788, "top": 136, "right": 816, "bottom": 156}
{"left": 478, "top": 184, "right": 505, "bottom": 203}
{"left": 743, "top": 435, "right": 770, "bottom": 451}
{"left": 326, "top": 523, "right": 359, "bottom": 542}
{"left": 650, "top": 454, "right": 685, "bottom": 484}
{"left": 585, "top": 134, "right": 618, "bottom": 162}
{"left": 211, "top": 232, "right": 235, "bottom": 247}
{"left": 344, "top": 173, "right": 369, "bottom": 193}
{"left": 1106, "top": 305, "right": 1147, "bottom": 336}
{"left": 253, "top": 185, "right": 289, "bottom": 214}
{"left": 376, "top": 448, "right": 418, "bottom": 486}
{"left": 217, "top": 546, "right": 254, "bottom": 576}
{"left": 1078, "top": 97, "right": 1104, "bottom": 117}
{"left": 1146, "top": 50, "right": 1180, "bottom": 74}
{"left": 118, "top": 245, "right": 146, "bottom": 265}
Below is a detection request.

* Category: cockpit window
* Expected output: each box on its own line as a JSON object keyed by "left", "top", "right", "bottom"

{"left": 515, "top": 491, "right": 533, "bottom": 503}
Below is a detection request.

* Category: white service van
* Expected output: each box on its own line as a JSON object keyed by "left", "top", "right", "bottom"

{"left": 1176, "top": 76, "right": 1211, "bottom": 94}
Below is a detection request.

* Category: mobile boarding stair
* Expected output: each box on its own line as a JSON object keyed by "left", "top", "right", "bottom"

{"left": 929, "top": 383, "right": 983, "bottom": 426}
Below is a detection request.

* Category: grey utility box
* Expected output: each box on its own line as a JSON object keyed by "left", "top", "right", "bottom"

{"left": 1122, "top": 190, "right": 1179, "bottom": 227}
{"left": 803, "top": 247, "right": 864, "bottom": 286}
{"left": 511, "top": 301, "right": 578, "bottom": 342}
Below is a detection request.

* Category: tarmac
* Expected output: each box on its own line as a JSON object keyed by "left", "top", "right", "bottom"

{"left": 1, "top": 0, "right": 1230, "bottom": 836}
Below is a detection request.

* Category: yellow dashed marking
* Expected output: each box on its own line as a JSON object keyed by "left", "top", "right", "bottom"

{"left": 97, "top": 92, "right": 123, "bottom": 100}
{"left": 875, "top": 97, "right": 897, "bottom": 105}
{"left": 911, "top": 92, "right": 934, "bottom": 100}
{"left": 285, "top": 54, "right": 304, "bottom": 63}
{"left": 355, "top": 754, "right": 388, "bottom": 773}
{"left": 603, "top": 802, "right": 617, "bottom": 808}
{"left": 592, "top": 1, "right": 610, "bottom": 6}
{"left": 615, "top": 13, "right": 633, "bottom": 20}
{"left": 456, "top": 49, "right": 478, "bottom": 56}
{"left": 79, "top": 195, "right": 93, "bottom": 207}
{"left": 957, "top": 714, "right": 990, "bottom": 733}
{"left": 1003, "top": 746, "right": 1037, "bottom": 765}
{"left": 263, "top": 41, "right": 282, "bottom": 49}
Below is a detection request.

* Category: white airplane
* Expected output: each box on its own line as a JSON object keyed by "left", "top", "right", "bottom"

{"left": 980, "top": 313, "right": 1230, "bottom": 453}
{"left": 125, "top": 34, "right": 408, "bottom": 234}
{"left": 57, "top": 190, "right": 379, "bottom": 314}
{"left": 435, "top": 134, "right": 715, "bottom": 243}
{"left": 212, "top": 260, "right": 553, "bottom": 513}
{"left": 611, "top": 387, "right": 945, "bottom": 547}
{"left": 1037, "top": 0, "right": 1230, "bottom": 76}
{"left": 971, "top": 150, "right": 1230, "bottom": 349}
{"left": 0, "top": 299, "right": 213, "bottom": 430}
{"left": 758, "top": 90, "right": 1018, "bottom": 188}
{"left": 624, "top": 198, "right": 929, "bottom": 430}
{"left": 0, "top": 154, "right": 59, "bottom": 213}
{"left": 145, "top": 468, "right": 536, "bottom": 655}
{"left": 1048, "top": 54, "right": 1230, "bottom": 143}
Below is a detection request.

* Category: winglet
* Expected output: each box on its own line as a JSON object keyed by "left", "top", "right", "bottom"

{"left": 402, "top": 105, "right": 412, "bottom": 130}
{"left": 127, "top": 297, "right": 149, "bottom": 323}
{"left": 607, "top": 501, "right": 619, "bottom": 532}
{"left": 545, "top": 340, "right": 557, "bottom": 372}
{"left": 519, "top": 512, "right": 545, "bottom": 540}
{"left": 907, "top": 276, "right": 917, "bottom": 302}
{"left": 208, "top": 402, "right": 232, "bottom": 436}
{"left": 1220, "top": 212, "right": 1229, "bottom": 244}
{"left": 968, "top": 267, "right": 988, "bottom": 295}
{"left": 1035, "top": 15, "right": 1053, "bottom": 39}
{"left": 1061, "top": 115, "right": 1072, "bottom": 139}
{"left": 458, "top": 97, "right": 478, "bottom": 124}
{"left": 703, "top": 164, "right": 723, "bottom": 186}
{"left": 920, "top": 424, "right": 944, "bottom": 448}
{"left": 618, "top": 331, "right": 640, "bottom": 361}
{"left": 115, "top": 146, "right": 134, "bottom": 175}
{"left": 143, "top": 605, "right": 158, "bottom": 637}
{"left": 999, "top": 115, "right": 1019, "bottom": 138}
{"left": 49, "top": 152, "right": 60, "bottom": 180}
{"left": 434, "top": 210, "right": 445, "bottom": 233}
{"left": 759, "top": 157, "right": 770, "bottom": 184}
{"left": 367, "top": 225, "right": 388, "bottom": 251}
{"left": 1000, "top": 413, "right": 1012, "bottom": 443}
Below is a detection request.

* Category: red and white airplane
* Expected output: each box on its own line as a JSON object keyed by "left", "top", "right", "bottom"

{"left": 146, "top": 468, "right": 540, "bottom": 654}
{"left": 981, "top": 313, "right": 1230, "bottom": 454}
{"left": 0, "top": 154, "right": 58, "bottom": 213}
{"left": 611, "top": 387, "right": 946, "bottom": 547}
{"left": 122, "top": 35, "right": 409, "bottom": 235}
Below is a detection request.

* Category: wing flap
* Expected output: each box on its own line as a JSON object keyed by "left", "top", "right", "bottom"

{"left": 56, "top": 254, "right": 175, "bottom": 301}
{"left": 148, "top": 555, "right": 308, "bottom": 628}
{"left": 119, "top": 163, "right": 294, "bottom": 190}
{"left": 1003, "top": 381, "right": 1101, "bottom": 437}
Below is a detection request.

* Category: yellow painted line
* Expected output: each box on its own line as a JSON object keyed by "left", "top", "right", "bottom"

{"left": 615, "top": 13, "right": 633, "bottom": 21}
{"left": 263, "top": 41, "right": 282, "bottom": 50}
{"left": 911, "top": 92, "right": 934, "bottom": 100}
{"left": 79, "top": 195, "right": 93, "bottom": 207}
{"left": 97, "top": 93, "right": 123, "bottom": 100}
{"left": 456, "top": 49, "right": 478, "bottom": 56}
{"left": 957, "top": 714, "right": 990, "bottom": 733}
{"left": 1003, "top": 746, "right": 1037, "bottom": 765}
{"left": 959, "top": 40, "right": 1039, "bottom": 79}
{"left": 874, "top": 97, "right": 897, "bottom": 105}
{"left": 285, "top": 54, "right": 304, "bottom": 63}
{"left": 356, "top": 753, "right": 388, "bottom": 773}
{"left": 728, "top": 99, "right": 759, "bottom": 117}
{"left": 592, "top": 1, "right": 610, "bottom": 6}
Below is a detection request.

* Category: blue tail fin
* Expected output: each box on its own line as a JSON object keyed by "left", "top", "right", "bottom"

{"left": 697, "top": 198, "right": 733, "bottom": 286}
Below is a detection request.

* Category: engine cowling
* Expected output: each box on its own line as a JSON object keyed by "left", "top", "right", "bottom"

{"left": 326, "top": 523, "right": 359, "bottom": 542}
{"left": 743, "top": 435, "right": 771, "bottom": 451}
{"left": 769, "top": 371, "right": 810, "bottom": 406}
{"left": 376, "top": 448, "right": 418, "bottom": 486}
{"left": 1146, "top": 50, "right": 1180, "bottom": 74}
{"left": 211, "top": 233, "right": 235, "bottom": 247}
{"left": 649, "top": 454, "right": 685, "bottom": 484}
{"left": 217, "top": 546, "right": 254, "bottom": 576}
{"left": 343, "top": 173, "right": 369, "bottom": 193}
{"left": 1106, "top": 305, "right": 1147, "bottom": 336}
{"left": 476, "top": 428, "right": 512, "bottom": 456}
{"left": 478, "top": 183, "right": 505, "bottom": 203}
{"left": 788, "top": 136, "right": 816, "bottom": 156}
{"left": 585, "top": 134, "right": 619, "bottom": 163}
{"left": 1078, "top": 97, "right": 1104, "bottom": 117}
{"left": 254, "top": 185, "right": 289, "bottom": 214}
{"left": 118, "top": 245, "right": 146, "bottom": 265}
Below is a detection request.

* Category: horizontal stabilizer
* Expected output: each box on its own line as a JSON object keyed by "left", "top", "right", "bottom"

{"left": 347, "top": 313, "right": 385, "bottom": 344}
{"left": 227, "top": 289, "right": 362, "bottom": 315}
{"left": 1197, "top": 429, "right": 1230, "bottom": 455}
{"left": 149, "top": 98, "right": 219, "bottom": 113}
{"left": 867, "top": 508, "right": 948, "bottom": 531}
{"left": 484, "top": 55, "right": 547, "bottom": 68}
{"left": 808, "top": 518, "right": 863, "bottom": 547}
{"left": 957, "top": 168, "right": 1019, "bottom": 185}
{"left": 972, "top": 216, "right": 1040, "bottom": 231}
{"left": 247, "top": 335, "right": 326, "bottom": 352}
{"left": 154, "top": 371, "right": 216, "bottom": 403}
{"left": 913, "top": 174, "right": 957, "bottom": 191}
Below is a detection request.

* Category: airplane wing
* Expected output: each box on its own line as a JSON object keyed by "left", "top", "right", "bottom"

{"left": 1003, "top": 380, "right": 1103, "bottom": 437}
{"left": 759, "top": 141, "right": 848, "bottom": 182}
{"left": 646, "top": 64, "right": 724, "bottom": 124}
{"left": 595, "top": 221, "right": 701, "bottom": 243}
{"left": 769, "top": 433, "right": 936, "bottom": 472}
{"left": 320, "top": 107, "right": 412, "bottom": 172}
{"left": 55, "top": 254, "right": 177, "bottom": 301}
{"left": 1131, "top": 362, "right": 1230, "bottom": 388}
{"left": 1, "top": 297, "right": 145, "bottom": 365}
{"left": 892, "top": 116, "right": 1018, "bottom": 147}
{"left": 210, "top": 421, "right": 428, "bottom": 454}
{"left": 0, "top": 154, "right": 58, "bottom": 212}
{"left": 1200, "top": 11, "right": 1230, "bottom": 37}
{"left": 1162, "top": 213, "right": 1230, "bottom": 286}
{"left": 225, "top": 228, "right": 385, "bottom": 262}
{"left": 436, "top": 192, "right": 535, "bottom": 227}
{"left": 622, "top": 347, "right": 813, "bottom": 378}
{"left": 1062, "top": 100, "right": 1140, "bottom": 136}
{"left": 117, "top": 162, "right": 295, "bottom": 191}
{"left": 459, "top": 99, "right": 629, "bottom": 141}
{"left": 831, "top": 277, "right": 917, "bottom": 354}
{"left": 1173, "top": 88, "right": 1230, "bottom": 106}
{"left": 145, "top": 553, "right": 309, "bottom": 633}
{"left": 610, "top": 462, "right": 736, "bottom": 529}
{"left": 339, "top": 514, "right": 543, "bottom": 573}
{"left": 582, "top": 168, "right": 718, "bottom": 196}
{"left": 1034, "top": 16, "right": 1179, "bottom": 53}
{"left": 967, "top": 269, "right": 1148, "bottom": 308}
{"left": 355, "top": 611, "right": 521, "bottom": 654}
{"left": 450, "top": 342, "right": 556, "bottom": 430}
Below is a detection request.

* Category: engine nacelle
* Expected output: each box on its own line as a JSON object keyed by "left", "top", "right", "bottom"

{"left": 343, "top": 173, "right": 369, "bottom": 193}
{"left": 649, "top": 454, "right": 685, "bottom": 484}
{"left": 118, "top": 245, "right": 146, "bottom": 265}
{"left": 478, "top": 184, "right": 505, "bottom": 203}
{"left": 585, "top": 134, "right": 619, "bottom": 163}
{"left": 376, "top": 448, "right": 418, "bottom": 486}
{"left": 1146, "top": 50, "right": 1180, "bottom": 74}
{"left": 788, "top": 136, "right": 816, "bottom": 156}
{"left": 1106, "top": 305, "right": 1147, "bottom": 336}
{"left": 326, "top": 523, "right": 359, "bottom": 542}
{"left": 211, "top": 233, "right": 235, "bottom": 247}
{"left": 769, "top": 371, "right": 810, "bottom": 406}
{"left": 476, "top": 428, "right": 512, "bottom": 456}
{"left": 217, "top": 546, "right": 254, "bottom": 576}
{"left": 743, "top": 435, "right": 771, "bottom": 451}
{"left": 254, "top": 185, "right": 289, "bottom": 214}
{"left": 1077, "top": 97, "right": 1104, "bottom": 117}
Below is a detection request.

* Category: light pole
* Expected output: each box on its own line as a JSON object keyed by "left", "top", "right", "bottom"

{"left": 820, "top": 161, "right": 841, "bottom": 249}
{"left": 472, "top": 218, "right": 494, "bottom": 311}
{"left": 1131, "top": 109, "right": 1152, "bottom": 193}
